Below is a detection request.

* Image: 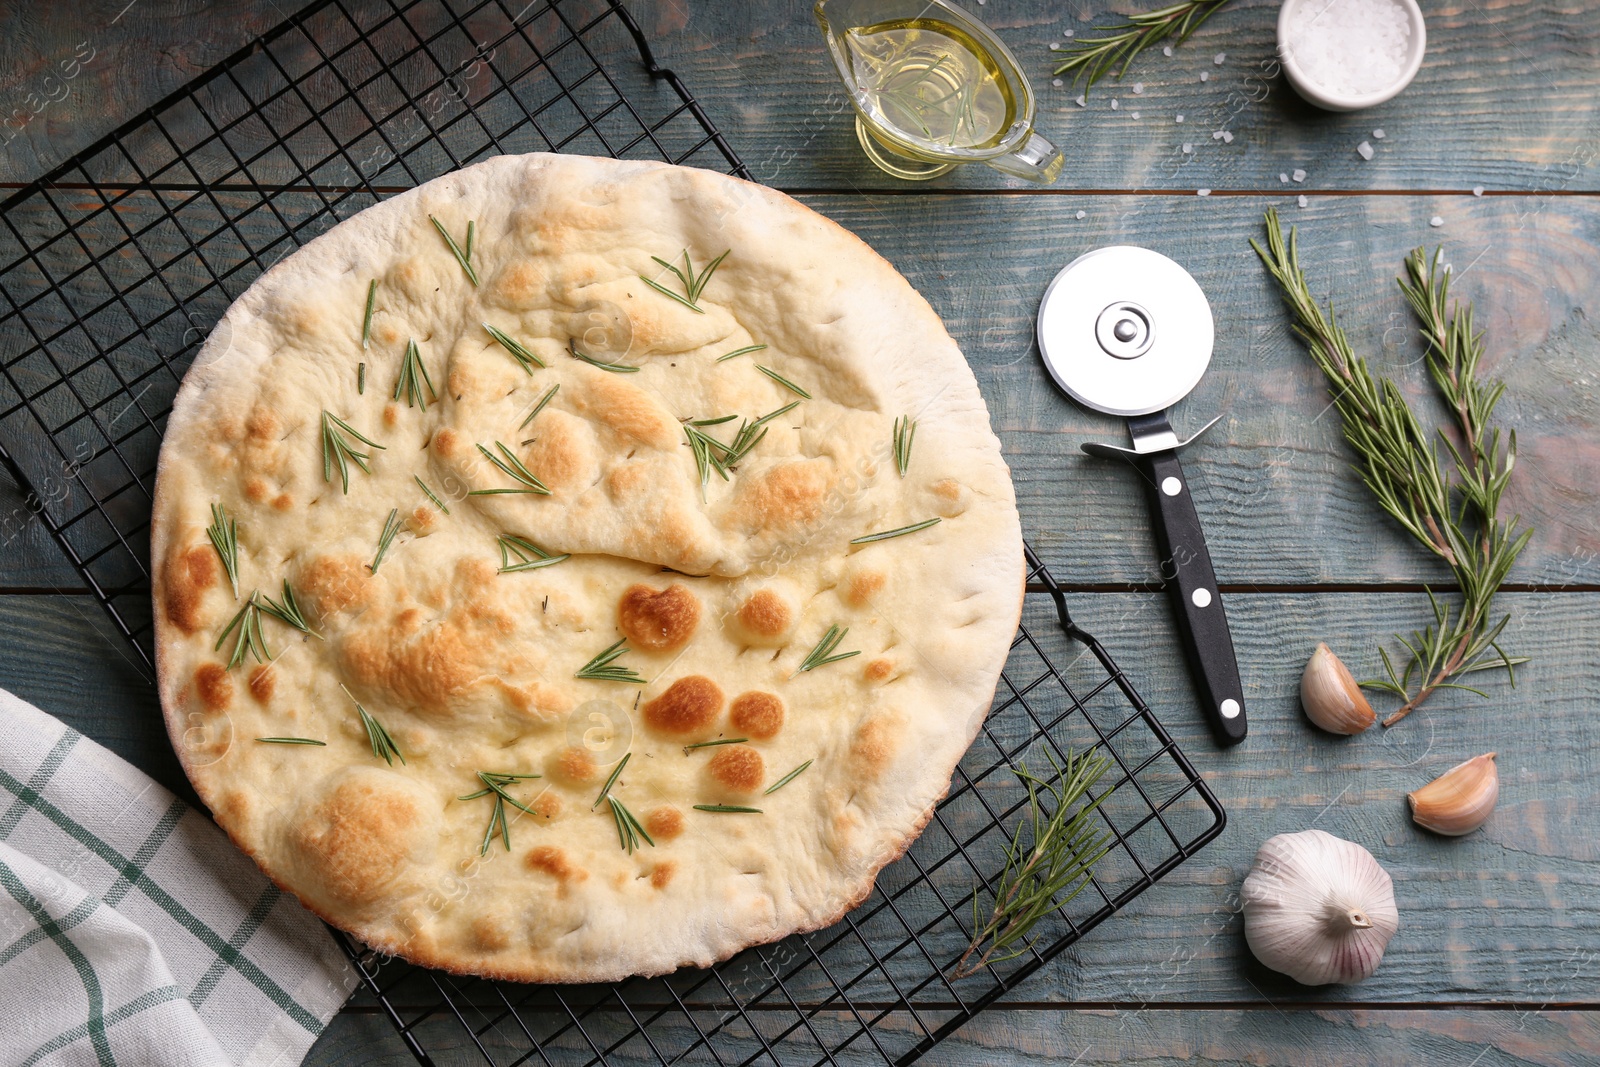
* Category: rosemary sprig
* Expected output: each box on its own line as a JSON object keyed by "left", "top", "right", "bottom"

{"left": 639, "top": 248, "right": 728, "bottom": 314}
{"left": 344, "top": 684, "right": 404, "bottom": 765}
{"left": 429, "top": 214, "right": 479, "bottom": 286}
{"left": 256, "top": 737, "right": 326, "bottom": 746}
{"left": 393, "top": 339, "right": 437, "bottom": 410}
{"left": 575, "top": 638, "right": 647, "bottom": 684}
{"left": 755, "top": 364, "right": 811, "bottom": 399}
{"left": 206, "top": 502, "right": 240, "bottom": 599}
{"left": 370, "top": 507, "right": 403, "bottom": 573}
{"left": 608, "top": 796, "right": 655, "bottom": 853}
{"left": 361, "top": 279, "right": 376, "bottom": 349}
{"left": 1051, "top": 0, "right": 1234, "bottom": 97}
{"left": 851, "top": 517, "right": 941, "bottom": 545}
{"left": 257, "top": 580, "right": 321, "bottom": 638}
{"left": 519, "top": 384, "right": 560, "bottom": 430}
{"left": 483, "top": 322, "right": 545, "bottom": 372}
{"left": 765, "top": 759, "right": 813, "bottom": 795}
{"left": 796, "top": 624, "right": 860, "bottom": 673}
{"left": 592, "top": 752, "right": 631, "bottom": 810}
{"left": 415, "top": 475, "right": 450, "bottom": 515}
{"left": 683, "top": 737, "right": 748, "bottom": 754}
{"left": 570, "top": 342, "right": 639, "bottom": 373}
{"left": 952, "top": 748, "right": 1114, "bottom": 979}
{"left": 321, "top": 410, "right": 386, "bottom": 494}
{"left": 893, "top": 416, "right": 917, "bottom": 478}
{"left": 458, "top": 770, "right": 542, "bottom": 855}
{"left": 716, "top": 343, "right": 767, "bottom": 363}
{"left": 725, "top": 401, "right": 800, "bottom": 467}
{"left": 470, "top": 441, "right": 551, "bottom": 495}
{"left": 684, "top": 422, "right": 733, "bottom": 487}
{"left": 215, "top": 593, "right": 271, "bottom": 669}
{"left": 1252, "top": 210, "right": 1532, "bottom": 726}
{"left": 495, "top": 534, "right": 569, "bottom": 574}
{"left": 694, "top": 804, "right": 763, "bottom": 814}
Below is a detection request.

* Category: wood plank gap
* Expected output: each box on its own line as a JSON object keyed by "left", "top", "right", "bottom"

{"left": 335, "top": 1000, "right": 1600, "bottom": 1014}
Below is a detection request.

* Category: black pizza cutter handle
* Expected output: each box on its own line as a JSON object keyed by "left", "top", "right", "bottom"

{"left": 1132, "top": 441, "right": 1248, "bottom": 746}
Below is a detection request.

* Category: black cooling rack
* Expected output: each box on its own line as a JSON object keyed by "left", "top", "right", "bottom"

{"left": 0, "top": 2, "right": 1225, "bottom": 1064}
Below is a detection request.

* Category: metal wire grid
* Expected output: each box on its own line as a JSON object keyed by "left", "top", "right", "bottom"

{"left": 0, "top": 2, "right": 1226, "bottom": 1063}
{"left": 0, "top": 0, "right": 746, "bottom": 672}
{"left": 337, "top": 548, "right": 1226, "bottom": 1067}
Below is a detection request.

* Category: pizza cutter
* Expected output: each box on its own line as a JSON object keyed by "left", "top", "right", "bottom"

{"left": 1036, "top": 246, "right": 1247, "bottom": 746}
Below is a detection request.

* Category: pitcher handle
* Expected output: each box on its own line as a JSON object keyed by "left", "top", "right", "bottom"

{"left": 985, "top": 130, "right": 1064, "bottom": 183}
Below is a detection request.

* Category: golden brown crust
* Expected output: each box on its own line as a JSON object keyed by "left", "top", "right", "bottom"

{"left": 729, "top": 691, "right": 785, "bottom": 740}
{"left": 642, "top": 676, "right": 724, "bottom": 736}
{"left": 706, "top": 745, "right": 765, "bottom": 794}
{"left": 616, "top": 583, "right": 701, "bottom": 651}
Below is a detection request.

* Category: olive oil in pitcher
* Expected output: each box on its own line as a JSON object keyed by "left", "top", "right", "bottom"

{"left": 845, "top": 19, "right": 1016, "bottom": 151}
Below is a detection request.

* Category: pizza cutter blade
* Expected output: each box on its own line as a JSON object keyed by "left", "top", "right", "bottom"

{"left": 1036, "top": 245, "right": 1247, "bottom": 746}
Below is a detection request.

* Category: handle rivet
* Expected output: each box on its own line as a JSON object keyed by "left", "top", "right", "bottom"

{"left": 1220, "top": 698, "right": 1241, "bottom": 719}
{"left": 1161, "top": 476, "right": 1182, "bottom": 496}
{"left": 1191, "top": 587, "right": 1213, "bottom": 608}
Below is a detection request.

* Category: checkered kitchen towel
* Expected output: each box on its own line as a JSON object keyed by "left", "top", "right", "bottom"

{"left": 0, "top": 688, "right": 356, "bottom": 1066}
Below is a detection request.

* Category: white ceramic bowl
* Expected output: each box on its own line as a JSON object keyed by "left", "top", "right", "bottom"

{"left": 1277, "top": 0, "right": 1426, "bottom": 111}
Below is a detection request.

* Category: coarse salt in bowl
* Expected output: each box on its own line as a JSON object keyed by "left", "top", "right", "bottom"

{"left": 1277, "top": 0, "right": 1426, "bottom": 111}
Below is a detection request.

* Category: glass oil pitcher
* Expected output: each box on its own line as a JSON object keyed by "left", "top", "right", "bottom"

{"left": 815, "top": 0, "right": 1063, "bottom": 183}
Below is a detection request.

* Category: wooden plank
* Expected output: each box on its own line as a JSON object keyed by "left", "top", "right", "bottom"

{"left": 303, "top": 1006, "right": 1600, "bottom": 1066}
{"left": 1, "top": 1, "right": 1597, "bottom": 195}
{"left": 4, "top": 587, "right": 1596, "bottom": 1006}
{"left": 1, "top": 192, "right": 1595, "bottom": 588}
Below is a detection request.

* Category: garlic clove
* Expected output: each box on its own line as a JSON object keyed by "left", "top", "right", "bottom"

{"left": 1408, "top": 752, "right": 1498, "bottom": 836}
{"left": 1241, "top": 828, "right": 1399, "bottom": 985}
{"left": 1299, "top": 642, "right": 1376, "bottom": 735}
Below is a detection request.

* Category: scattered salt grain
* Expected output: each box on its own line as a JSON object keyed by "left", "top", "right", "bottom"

{"left": 1473, "top": 186, "right": 1485, "bottom": 196}
{"left": 1197, "top": 188, "right": 1211, "bottom": 196}
{"left": 1213, "top": 131, "right": 1225, "bottom": 141}
{"left": 1133, "top": 83, "right": 1144, "bottom": 95}
{"left": 1131, "top": 111, "right": 1141, "bottom": 119}
{"left": 1223, "top": 131, "right": 1234, "bottom": 143}
{"left": 1284, "top": 0, "right": 1411, "bottom": 97}
{"left": 1064, "top": 29, "right": 1074, "bottom": 37}
{"left": 1076, "top": 95, "right": 1087, "bottom": 107}
{"left": 1163, "top": 45, "right": 1173, "bottom": 57}
{"left": 1052, "top": 78, "right": 1064, "bottom": 87}
{"left": 1279, "top": 173, "right": 1290, "bottom": 183}
{"left": 1214, "top": 53, "right": 1226, "bottom": 65}
{"left": 1075, "top": 210, "right": 1087, "bottom": 219}
{"left": 1110, "top": 99, "right": 1119, "bottom": 110}
{"left": 1175, "top": 114, "right": 1184, "bottom": 123}
{"left": 1200, "top": 71, "right": 1209, "bottom": 82}
{"left": 1298, "top": 195, "right": 1309, "bottom": 208}
{"left": 1357, "top": 140, "right": 1375, "bottom": 160}
{"left": 1051, "top": 42, "right": 1063, "bottom": 51}
{"left": 1372, "top": 129, "right": 1386, "bottom": 139}
{"left": 1293, "top": 169, "right": 1307, "bottom": 182}
{"left": 1429, "top": 216, "right": 1444, "bottom": 227}
{"left": 1182, "top": 143, "right": 1193, "bottom": 154}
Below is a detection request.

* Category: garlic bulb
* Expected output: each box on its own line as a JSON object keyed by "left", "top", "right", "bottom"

{"left": 1241, "top": 829, "right": 1399, "bottom": 985}
{"left": 1408, "top": 752, "right": 1498, "bottom": 836}
{"left": 1299, "top": 643, "right": 1375, "bottom": 734}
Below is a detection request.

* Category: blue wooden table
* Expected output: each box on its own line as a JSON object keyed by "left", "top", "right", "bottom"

{"left": 1, "top": 1, "right": 1597, "bottom": 1063}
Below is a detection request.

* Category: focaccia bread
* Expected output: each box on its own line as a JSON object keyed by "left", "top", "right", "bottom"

{"left": 151, "top": 153, "right": 1023, "bottom": 982}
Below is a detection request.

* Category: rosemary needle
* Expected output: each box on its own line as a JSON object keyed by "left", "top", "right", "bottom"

{"left": 256, "top": 580, "right": 321, "bottom": 638}
{"left": 575, "top": 638, "right": 647, "bottom": 684}
{"left": 256, "top": 737, "right": 326, "bottom": 746}
{"left": 796, "top": 625, "right": 860, "bottom": 673}
{"left": 357, "top": 362, "right": 365, "bottom": 395}
{"left": 639, "top": 248, "right": 728, "bottom": 314}
{"left": 470, "top": 441, "right": 550, "bottom": 495}
{"left": 765, "top": 760, "right": 813, "bottom": 795}
{"left": 215, "top": 593, "right": 271, "bottom": 669}
{"left": 893, "top": 416, "right": 917, "bottom": 478}
{"left": 344, "top": 684, "right": 404, "bottom": 766}
{"left": 570, "top": 342, "right": 639, "bottom": 373}
{"left": 206, "top": 502, "right": 240, "bottom": 600}
{"left": 592, "top": 752, "right": 631, "bottom": 810}
{"left": 519, "top": 384, "right": 559, "bottom": 430}
{"left": 415, "top": 475, "right": 449, "bottom": 515}
{"left": 321, "top": 410, "right": 385, "bottom": 494}
{"left": 851, "top": 517, "right": 941, "bottom": 545}
{"left": 495, "top": 533, "right": 569, "bottom": 574}
{"left": 683, "top": 737, "right": 748, "bottom": 754}
{"left": 1051, "top": 0, "right": 1233, "bottom": 97}
{"left": 458, "top": 770, "right": 542, "bottom": 855}
{"left": 609, "top": 796, "right": 654, "bottom": 853}
{"left": 483, "top": 322, "right": 545, "bottom": 372}
{"left": 429, "top": 214, "right": 479, "bottom": 286}
{"left": 370, "top": 507, "right": 403, "bottom": 573}
{"left": 755, "top": 364, "right": 811, "bottom": 399}
{"left": 716, "top": 343, "right": 767, "bottom": 363}
{"left": 393, "top": 339, "right": 437, "bottom": 410}
{"left": 694, "top": 805, "right": 763, "bottom": 814}
{"left": 361, "top": 279, "right": 376, "bottom": 349}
